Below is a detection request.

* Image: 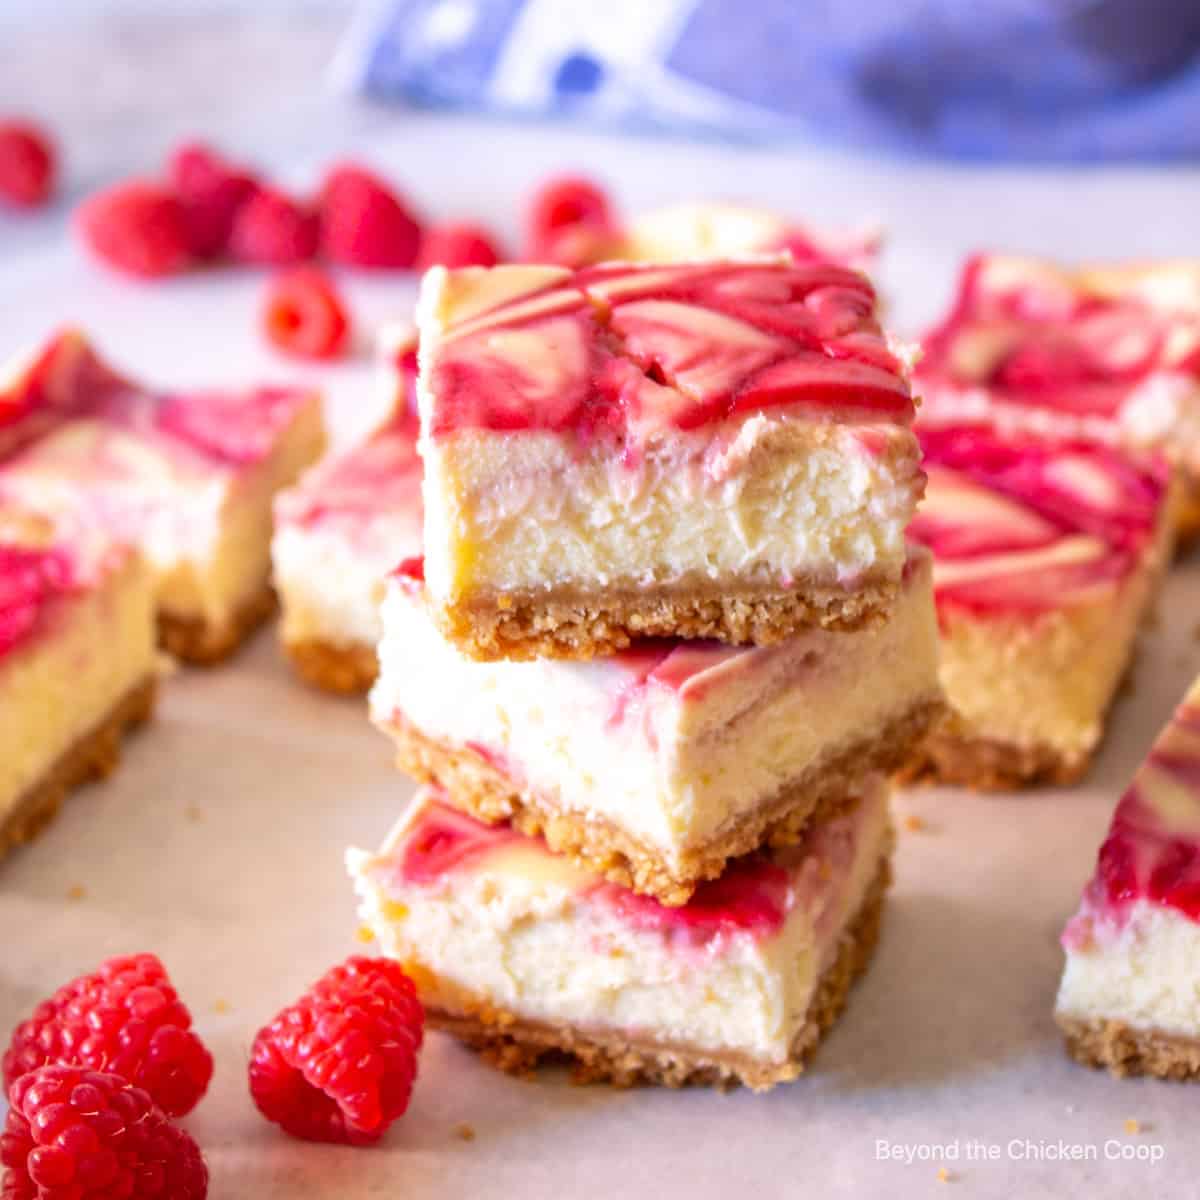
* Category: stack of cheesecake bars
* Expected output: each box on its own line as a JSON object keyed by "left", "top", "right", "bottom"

{"left": 348, "top": 257, "right": 946, "bottom": 1089}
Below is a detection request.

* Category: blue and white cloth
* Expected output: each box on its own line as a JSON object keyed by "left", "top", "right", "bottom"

{"left": 340, "top": 0, "right": 1200, "bottom": 161}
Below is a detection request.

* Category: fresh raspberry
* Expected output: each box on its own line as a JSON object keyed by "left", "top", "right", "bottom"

{"left": 229, "top": 185, "right": 318, "bottom": 266}
{"left": 1, "top": 1066, "right": 208, "bottom": 1200}
{"left": 0, "top": 122, "right": 55, "bottom": 209}
{"left": 75, "top": 181, "right": 191, "bottom": 279}
{"left": 262, "top": 268, "right": 351, "bottom": 360}
{"left": 249, "top": 957, "right": 423, "bottom": 1145}
{"left": 525, "top": 174, "right": 616, "bottom": 263}
{"left": 319, "top": 163, "right": 422, "bottom": 269}
{"left": 3, "top": 954, "right": 213, "bottom": 1119}
{"left": 416, "top": 221, "right": 503, "bottom": 270}
{"left": 168, "top": 140, "right": 258, "bottom": 259}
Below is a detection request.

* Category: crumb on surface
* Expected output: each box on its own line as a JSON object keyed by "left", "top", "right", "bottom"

{"left": 937, "top": 1167, "right": 952, "bottom": 1183}
{"left": 1125, "top": 1117, "right": 1141, "bottom": 1135}
{"left": 453, "top": 1123, "right": 476, "bottom": 1142}
{"left": 66, "top": 884, "right": 87, "bottom": 901}
{"left": 213, "top": 998, "right": 231, "bottom": 1015}
{"left": 902, "top": 813, "right": 926, "bottom": 832}
{"left": 356, "top": 925, "right": 376, "bottom": 944}
{"left": 185, "top": 805, "right": 203, "bottom": 823}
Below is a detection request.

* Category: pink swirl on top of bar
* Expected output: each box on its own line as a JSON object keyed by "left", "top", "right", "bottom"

{"left": 150, "top": 387, "right": 312, "bottom": 467}
{"left": 0, "top": 329, "right": 129, "bottom": 460}
{"left": 2, "top": 329, "right": 314, "bottom": 470}
{"left": 919, "top": 254, "right": 1200, "bottom": 420}
{"left": 0, "top": 543, "right": 75, "bottom": 657}
{"left": 1063, "top": 685, "right": 1200, "bottom": 949}
{"left": 396, "top": 793, "right": 801, "bottom": 944}
{"left": 427, "top": 261, "right": 913, "bottom": 441}
{"left": 909, "top": 424, "right": 1169, "bottom": 617}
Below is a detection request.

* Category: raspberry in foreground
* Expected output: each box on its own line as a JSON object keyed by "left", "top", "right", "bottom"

{"left": 319, "top": 163, "right": 422, "bottom": 269}
{"left": 0, "top": 122, "right": 55, "bottom": 209}
{"left": 249, "top": 956, "right": 424, "bottom": 1145}
{"left": 1, "top": 1066, "right": 208, "bottom": 1200}
{"left": 229, "top": 185, "right": 319, "bottom": 266}
{"left": 416, "top": 221, "right": 503, "bottom": 270}
{"left": 75, "top": 181, "right": 191, "bottom": 278}
{"left": 3, "top": 953, "right": 214, "bottom": 1119}
{"left": 168, "top": 140, "right": 258, "bottom": 259}
{"left": 262, "top": 268, "right": 351, "bottom": 360}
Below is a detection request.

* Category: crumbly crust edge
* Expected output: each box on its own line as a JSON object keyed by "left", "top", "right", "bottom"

{"left": 431, "top": 577, "right": 899, "bottom": 662}
{"left": 281, "top": 636, "right": 378, "bottom": 694}
{"left": 1057, "top": 1014, "right": 1200, "bottom": 1082}
{"left": 0, "top": 676, "right": 157, "bottom": 860}
{"left": 895, "top": 723, "right": 1089, "bottom": 790}
{"left": 421, "top": 851, "right": 890, "bottom": 1091}
{"left": 157, "top": 586, "right": 276, "bottom": 665}
{"left": 383, "top": 696, "right": 940, "bottom": 905}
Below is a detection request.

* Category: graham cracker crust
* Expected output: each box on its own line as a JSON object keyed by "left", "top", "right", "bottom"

{"left": 1058, "top": 1014, "right": 1200, "bottom": 1081}
{"left": 385, "top": 697, "right": 939, "bottom": 905}
{"left": 1175, "top": 470, "right": 1200, "bottom": 548}
{"left": 157, "top": 585, "right": 276, "bottom": 665}
{"left": 896, "top": 723, "right": 1086, "bottom": 791}
{"left": 283, "top": 637, "right": 378, "bottom": 694}
{"left": 425, "top": 852, "right": 890, "bottom": 1091}
{"left": 433, "top": 578, "right": 897, "bottom": 662}
{"left": 0, "top": 676, "right": 157, "bottom": 860}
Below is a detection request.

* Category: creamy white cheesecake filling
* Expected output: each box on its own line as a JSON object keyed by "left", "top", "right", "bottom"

{"left": 371, "top": 554, "right": 939, "bottom": 865}
{"left": 1056, "top": 900, "right": 1200, "bottom": 1039}
{"left": 421, "top": 414, "right": 923, "bottom": 603}
{"left": 273, "top": 521, "right": 394, "bottom": 649}
{"left": 935, "top": 502, "right": 1172, "bottom": 761}
{"left": 349, "top": 781, "right": 890, "bottom": 1064}
{"left": 0, "top": 552, "right": 156, "bottom": 815}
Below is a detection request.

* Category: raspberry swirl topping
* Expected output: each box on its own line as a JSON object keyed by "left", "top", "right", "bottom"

{"left": 909, "top": 424, "right": 1169, "bottom": 618}
{"left": 1064, "top": 681, "right": 1200, "bottom": 947}
{"left": 424, "top": 260, "right": 913, "bottom": 441}
{"left": 919, "top": 254, "right": 1200, "bottom": 420}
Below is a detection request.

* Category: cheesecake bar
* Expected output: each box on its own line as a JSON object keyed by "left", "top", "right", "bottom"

{"left": 0, "top": 509, "right": 157, "bottom": 858}
{"left": 417, "top": 259, "right": 924, "bottom": 660}
{"left": 619, "top": 202, "right": 880, "bottom": 273}
{"left": 1056, "top": 676, "right": 1200, "bottom": 1079}
{"left": 903, "top": 423, "right": 1175, "bottom": 789}
{"left": 273, "top": 334, "right": 421, "bottom": 693}
{"left": 918, "top": 254, "right": 1200, "bottom": 532}
{"left": 349, "top": 778, "right": 892, "bottom": 1090}
{"left": 0, "top": 329, "right": 326, "bottom": 662}
{"left": 371, "top": 549, "right": 941, "bottom": 905}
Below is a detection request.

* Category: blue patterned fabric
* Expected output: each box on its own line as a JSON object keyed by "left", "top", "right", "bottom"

{"left": 344, "top": 0, "right": 1200, "bottom": 161}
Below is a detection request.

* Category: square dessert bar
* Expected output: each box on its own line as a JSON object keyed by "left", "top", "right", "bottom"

{"left": 0, "top": 329, "right": 326, "bottom": 662}
{"left": 917, "top": 254, "right": 1200, "bottom": 533}
{"left": 1056, "top": 676, "right": 1200, "bottom": 1080}
{"left": 371, "top": 549, "right": 942, "bottom": 906}
{"left": 903, "top": 423, "right": 1175, "bottom": 789}
{"left": 0, "top": 509, "right": 157, "bottom": 859}
{"left": 273, "top": 331, "right": 421, "bottom": 693}
{"left": 349, "top": 778, "right": 893, "bottom": 1090}
{"left": 416, "top": 258, "right": 924, "bottom": 660}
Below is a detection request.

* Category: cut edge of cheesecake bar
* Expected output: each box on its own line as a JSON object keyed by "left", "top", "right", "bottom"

{"left": 0, "top": 675, "right": 156, "bottom": 860}
{"left": 158, "top": 584, "right": 277, "bottom": 666}
{"left": 419, "top": 849, "right": 890, "bottom": 1091}
{"left": 1056, "top": 1014, "right": 1200, "bottom": 1082}
{"left": 430, "top": 576, "right": 900, "bottom": 663}
{"left": 895, "top": 713, "right": 1095, "bottom": 790}
{"left": 281, "top": 636, "right": 379, "bottom": 695}
{"left": 385, "top": 694, "right": 941, "bottom": 906}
